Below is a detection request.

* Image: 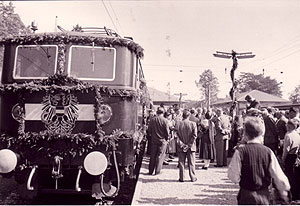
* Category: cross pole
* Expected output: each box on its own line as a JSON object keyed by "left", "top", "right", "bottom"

{"left": 213, "top": 50, "right": 255, "bottom": 117}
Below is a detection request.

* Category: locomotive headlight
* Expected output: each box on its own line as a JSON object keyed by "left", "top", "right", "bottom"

{"left": 0, "top": 149, "right": 18, "bottom": 173}
{"left": 83, "top": 151, "right": 108, "bottom": 176}
{"left": 96, "top": 104, "right": 112, "bottom": 125}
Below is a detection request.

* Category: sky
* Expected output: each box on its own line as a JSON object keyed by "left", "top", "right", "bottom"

{"left": 11, "top": 0, "right": 300, "bottom": 101}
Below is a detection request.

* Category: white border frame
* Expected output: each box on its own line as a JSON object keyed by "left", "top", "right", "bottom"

{"left": 13, "top": 45, "right": 58, "bottom": 80}
{"left": 67, "top": 45, "right": 116, "bottom": 81}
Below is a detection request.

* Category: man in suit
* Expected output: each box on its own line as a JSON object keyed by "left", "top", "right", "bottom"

{"left": 275, "top": 110, "right": 288, "bottom": 157}
{"left": 261, "top": 108, "right": 279, "bottom": 154}
{"left": 175, "top": 109, "right": 198, "bottom": 182}
{"left": 214, "top": 108, "right": 231, "bottom": 167}
{"left": 148, "top": 107, "right": 170, "bottom": 175}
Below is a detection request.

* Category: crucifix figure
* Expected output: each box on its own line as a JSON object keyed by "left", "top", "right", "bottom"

{"left": 213, "top": 50, "right": 255, "bottom": 118}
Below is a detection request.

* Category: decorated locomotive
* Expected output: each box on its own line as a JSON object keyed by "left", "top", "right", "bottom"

{"left": 0, "top": 27, "right": 149, "bottom": 201}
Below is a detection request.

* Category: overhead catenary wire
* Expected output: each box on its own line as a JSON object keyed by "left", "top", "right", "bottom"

{"left": 243, "top": 35, "right": 300, "bottom": 68}
{"left": 261, "top": 49, "right": 300, "bottom": 68}
{"left": 101, "top": 0, "right": 119, "bottom": 34}
{"left": 107, "top": 0, "right": 124, "bottom": 35}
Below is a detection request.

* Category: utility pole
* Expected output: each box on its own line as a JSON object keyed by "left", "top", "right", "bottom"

{"left": 174, "top": 92, "right": 187, "bottom": 107}
{"left": 207, "top": 84, "right": 210, "bottom": 110}
{"left": 167, "top": 82, "right": 171, "bottom": 101}
{"left": 213, "top": 50, "right": 255, "bottom": 117}
{"left": 54, "top": 16, "right": 58, "bottom": 32}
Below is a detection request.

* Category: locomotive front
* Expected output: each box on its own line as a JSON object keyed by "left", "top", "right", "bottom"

{"left": 0, "top": 31, "right": 148, "bottom": 200}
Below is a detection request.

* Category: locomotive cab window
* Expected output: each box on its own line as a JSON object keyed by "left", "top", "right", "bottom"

{"left": 68, "top": 45, "right": 116, "bottom": 81}
{"left": 14, "top": 45, "right": 58, "bottom": 79}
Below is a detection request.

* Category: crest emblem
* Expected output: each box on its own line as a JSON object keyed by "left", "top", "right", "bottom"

{"left": 41, "top": 93, "right": 79, "bottom": 134}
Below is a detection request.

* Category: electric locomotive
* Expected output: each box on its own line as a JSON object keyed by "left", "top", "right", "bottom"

{"left": 0, "top": 27, "right": 149, "bottom": 201}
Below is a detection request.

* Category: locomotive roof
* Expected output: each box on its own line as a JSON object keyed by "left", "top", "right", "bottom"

{"left": 0, "top": 31, "right": 144, "bottom": 58}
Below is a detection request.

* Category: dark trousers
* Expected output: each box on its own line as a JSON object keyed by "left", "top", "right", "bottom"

{"left": 148, "top": 140, "right": 168, "bottom": 175}
{"left": 146, "top": 135, "right": 151, "bottom": 155}
{"left": 265, "top": 142, "right": 278, "bottom": 155}
{"left": 285, "top": 154, "right": 300, "bottom": 200}
{"left": 237, "top": 188, "right": 270, "bottom": 205}
{"left": 178, "top": 150, "right": 196, "bottom": 181}
{"left": 215, "top": 139, "right": 228, "bottom": 166}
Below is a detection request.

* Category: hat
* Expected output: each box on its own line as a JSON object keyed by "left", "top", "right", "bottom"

{"left": 205, "top": 111, "right": 212, "bottom": 120}
{"left": 164, "top": 112, "right": 171, "bottom": 118}
{"left": 156, "top": 107, "right": 165, "bottom": 114}
{"left": 245, "top": 95, "right": 254, "bottom": 101}
{"left": 190, "top": 108, "right": 196, "bottom": 114}
{"left": 287, "top": 119, "right": 299, "bottom": 129}
{"left": 182, "top": 109, "right": 191, "bottom": 119}
{"left": 289, "top": 107, "right": 299, "bottom": 113}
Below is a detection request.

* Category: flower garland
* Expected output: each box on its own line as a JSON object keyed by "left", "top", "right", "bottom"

{"left": 0, "top": 32, "right": 144, "bottom": 58}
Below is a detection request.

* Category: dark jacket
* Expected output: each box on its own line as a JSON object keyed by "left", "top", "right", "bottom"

{"left": 263, "top": 115, "right": 279, "bottom": 145}
{"left": 148, "top": 115, "right": 170, "bottom": 145}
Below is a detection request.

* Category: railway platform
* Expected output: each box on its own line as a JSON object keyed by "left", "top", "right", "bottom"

{"left": 132, "top": 154, "right": 239, "bottom": 205}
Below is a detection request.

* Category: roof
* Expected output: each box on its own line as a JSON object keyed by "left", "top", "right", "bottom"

{"left": 148, "top": 87, "right": 180, "bottom": 104}
{"left": 212, "top": 90, "right": 290, "bottom": 105}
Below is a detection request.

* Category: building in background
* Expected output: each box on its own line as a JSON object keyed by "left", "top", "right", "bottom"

{"left": 211, "top": 90, "right": 291, "bottom": 113}
{"left": 148, "top": 87, "right": 185, "bottom": 110}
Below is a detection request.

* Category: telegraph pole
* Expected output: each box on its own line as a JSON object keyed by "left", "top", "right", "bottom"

{"left": 207, "top": 84, "right": 210, "bottom": 110}
{"left": 167, "top": 82, "right": 171, "bottom": 101}
{"left": 213, "top": 50, "right": 255, "bottom": 117}
{"left": 174, "top": 92, "right": 187, "bottom": 107}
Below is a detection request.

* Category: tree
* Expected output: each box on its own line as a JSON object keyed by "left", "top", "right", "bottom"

{"left": 237, "top": 72, "right": 282, "bottom": 97}
{"left": 289, "top": 85, "right": 300, "bottom": 103}
{"left": 0, "top": 2, "right": 30, "bottom": 37}
{"left": 0, "top": 2, "right": 31, "bottom": 69}
{"left": 195, "top": 69, "right": 219, "bottom": 107}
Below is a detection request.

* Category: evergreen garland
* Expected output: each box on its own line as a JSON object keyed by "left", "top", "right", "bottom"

{"left": 0, "top": 32, "right": 144, "bottom": 58}
{"left": 0, "top": 129, "right": 137, "bottom": 159}
{"left": 0, "top": 74, "right": 140, "bottom": 100}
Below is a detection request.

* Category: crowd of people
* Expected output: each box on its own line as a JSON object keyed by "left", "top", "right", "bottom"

{"left": 145, "top": 94, "right": 300, "bottom": 204}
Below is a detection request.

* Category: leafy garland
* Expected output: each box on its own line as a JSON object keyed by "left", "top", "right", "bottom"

{"left": 0, "top": 32, "right": 144, "bottom": 58}
{"left": 0, "top": 74, "right": 140, "bottom": 100}
{"left": 0, "top": 75, "right": 147, "bottom": 159}
{"left": 0, "top": 129, "right": 140, "bottom": 159}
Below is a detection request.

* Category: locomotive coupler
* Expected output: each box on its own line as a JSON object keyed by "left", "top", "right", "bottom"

{"left": 51, "top": 155, "right": 63, "bottom": 189}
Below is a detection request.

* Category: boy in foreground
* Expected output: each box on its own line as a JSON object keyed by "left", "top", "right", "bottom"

{"left": 228, "top": 116, "right": 290, "bottom": 204}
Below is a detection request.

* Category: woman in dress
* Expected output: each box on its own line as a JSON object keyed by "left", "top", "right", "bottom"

{"left": 198, "top": 111, "right": 216, "bottom": 169}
